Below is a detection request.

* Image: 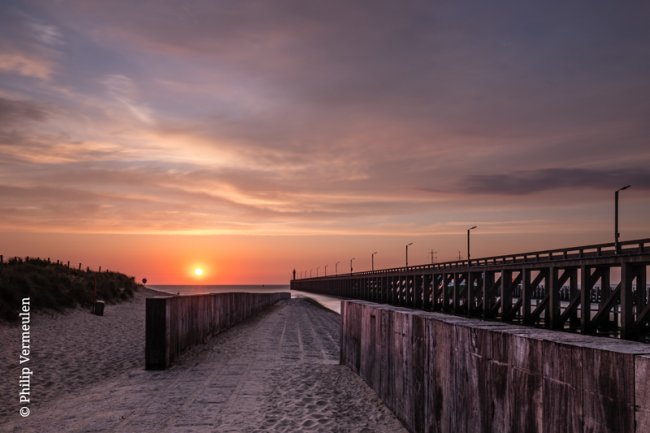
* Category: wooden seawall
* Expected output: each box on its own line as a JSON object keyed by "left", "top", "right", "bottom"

{"left": 146, "top": 292, "right": 290, "bottom": 369}
{"left": 341, "top": 300, "right": 650, "bottom": 433}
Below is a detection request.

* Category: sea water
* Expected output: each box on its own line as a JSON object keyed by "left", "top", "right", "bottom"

{"left": 149, "top": 284, "right": 342, "bottom": 314}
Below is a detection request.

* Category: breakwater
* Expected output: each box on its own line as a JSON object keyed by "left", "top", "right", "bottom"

{"left": 341, "top": 300, "right": 650, "bottom": 433}
{"left": 145, "top": 292, "right": 289, "bottom": 369}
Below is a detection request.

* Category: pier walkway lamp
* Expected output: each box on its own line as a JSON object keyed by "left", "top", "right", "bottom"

{"left": 371, "top": 251, "right": 378, "bottom": 271}
{"left": 350, "top": 257, "right": 355, "bottom": 274}
{"left": 405, "top": 243, "right": 413, "bottom": 267}
{"left": 467, "top": 226, "right": 477, "bottom": 265}
{"left": 615, "top": 185, "right": 631, "bottom": 253}
{"left": 335, "top": 261, "right": 340, "bottom": 275}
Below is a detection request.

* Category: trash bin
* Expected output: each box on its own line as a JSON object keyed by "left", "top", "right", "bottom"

{"left": 93, "top": 300, "right": 105, "bottom": 316}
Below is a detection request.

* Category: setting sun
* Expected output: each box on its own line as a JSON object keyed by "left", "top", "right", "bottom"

{"left": 193, "top": 267, "right": 204, "bottom": 277}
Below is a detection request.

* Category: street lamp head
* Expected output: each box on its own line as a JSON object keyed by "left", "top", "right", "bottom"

{"left": 372, "top": 251, "right": 378, "bottom": 255}
{"left": 407, "top": 242, "right": 413, "bottom": 246}
{"left": 469, "top": 225, "right": 477, "bottom": 230}
{"left": 618, "top": 185, "right": 631, "bottom": 192}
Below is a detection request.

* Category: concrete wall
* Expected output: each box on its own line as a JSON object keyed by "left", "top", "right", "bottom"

{"left": 341, "top": 300, "right": 650, "bottom": 433}
{"left": 146, "top": 292, "right": 289, "bottom": 369}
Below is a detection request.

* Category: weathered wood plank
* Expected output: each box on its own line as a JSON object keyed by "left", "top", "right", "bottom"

{"left": 145, "top": 292, "right": 289, "bottom": 369}
{"left": 341, "top": 300, "right": 650, "bottom": 433}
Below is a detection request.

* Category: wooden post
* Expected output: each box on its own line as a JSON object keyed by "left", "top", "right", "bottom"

{"left": 0, "top": 255, "right": 3, "bottom": 264}
{"left": 580, "top": 265, "right": 592, "bottom": 333}
{"left": 600, "top": 266, "right": 611, "bottom": 326}
{"left": 620, "top": 261, "right": 634, "bottom": 339}
{"left": 568, "top": 268, "right": 579, "bottom": 327}
{"left": 548, "top": 267, "right": 560, "bottom": 329}
{"left": 522, "top": 268, "right": 532, "bottom": 324}
{"left": 482, "top": 271, "right": 495, "bottom": 319}
{"left": 145, "top": 297, "right": 171, "bottom": 369}
{"left": 452, "top": 273, "right": 460, "bottom": 313}
{"left": 466, "top": 270, "right": 473, "bottom": 315}
{"left": 501, "top": 270, "right": 513, "bottom": 320}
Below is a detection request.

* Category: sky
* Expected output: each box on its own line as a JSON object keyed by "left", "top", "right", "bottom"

{"left": 0, "top": 0, "right": 649, "bottom": 284}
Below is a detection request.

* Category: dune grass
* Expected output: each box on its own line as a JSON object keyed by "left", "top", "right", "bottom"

{"left": 0, "top": 257, "right": 141, "bottom": 323}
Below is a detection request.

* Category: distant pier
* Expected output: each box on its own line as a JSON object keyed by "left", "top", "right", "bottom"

{"left": 292, "top": 238, "right": 650, "bottom": 340}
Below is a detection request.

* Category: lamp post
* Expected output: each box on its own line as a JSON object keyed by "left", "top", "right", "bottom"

{"left": 615, "top": 185, "right": 631, "bottom": 253}
{"left": 335, "top": 261, "right": 340, "bottom": 275}
{"left": 350, "top": 257, "right": 355, "bottom": 274}
{"left": 467, "top": 226, "right": 477, "bottom": 265}
{"left": 316, "top": 266, "right": 319, "bottom": 277}
{"left": 325, "top": 265, "right": 328, "bottom": 277}
{"left": 371, "top": 251, "right": 378, "bottom": 271}
{"left": 405, "top": 242, "right": 413, "bottom": 267}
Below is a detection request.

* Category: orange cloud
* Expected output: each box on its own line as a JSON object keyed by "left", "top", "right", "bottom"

{"left": 0, "top": 51, "right": 54, "bottom": 79}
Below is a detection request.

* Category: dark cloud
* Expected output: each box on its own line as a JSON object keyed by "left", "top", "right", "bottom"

{"left": 0, "top": 96, "right": 48, "bottom": 125}
{"left": 38, "top": 0, "right": 650, "bottom": 138}
{"left": 459, "top": 168, "right": 650, "bottom": 195}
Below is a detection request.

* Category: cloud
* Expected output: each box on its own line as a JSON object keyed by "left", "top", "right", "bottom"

{"left": 26, "top": 20, "right": 64, "bottom": 47}
{"left": 0, "top": 52, "right": 54, "bottom": 79}
{"left": 459, "top": 168, "right": 650, "bottom": 195}
{"left": 102, "top": 74, "right": 154, "bottom": 124}
{"left": 0, "top": 0, "right": 649, "bottom": 238}
{"left": 0, "top": 96, "right": 49, "bottom": 125}
{"left": 0, "top": 7, "right": 64, "bottom": 80}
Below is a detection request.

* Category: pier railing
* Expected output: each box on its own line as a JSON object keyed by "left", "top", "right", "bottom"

{"left": 291, "top": 238, "right": 650, "bottom": 340}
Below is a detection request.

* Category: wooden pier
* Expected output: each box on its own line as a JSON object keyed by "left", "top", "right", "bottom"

{"left": 292, "top": 238, "right": 650, "bottom": 340}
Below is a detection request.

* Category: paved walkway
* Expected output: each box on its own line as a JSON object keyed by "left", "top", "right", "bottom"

{"left": 3, "top": 298, "right": 406, "bottom": 433}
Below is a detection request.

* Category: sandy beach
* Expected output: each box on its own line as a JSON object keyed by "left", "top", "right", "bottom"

{"left": 0, "top": 287, "right": 164, "bottom": 419}
{"left": 0, "top": 293, "right": 406, "bottom": 432}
